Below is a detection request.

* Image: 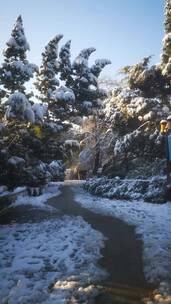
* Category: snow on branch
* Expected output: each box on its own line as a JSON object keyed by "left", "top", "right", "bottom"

{"left": 5, "top": 92, "right": 35, "bottom": 123}
{"left": 73, "top": 47, "right": 96, "bottom": 71}
{"left": 91, "top": 59, "right": 111, "bottom": 77}
{"left": 78, "top": 47, "right": 96, "bottom": 59}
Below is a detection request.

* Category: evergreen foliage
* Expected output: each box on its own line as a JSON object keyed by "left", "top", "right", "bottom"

{"left": 35, "top": 35, "right": 63, "bottom": 102}
{"left": 0, "top": 15, "right": 37, "bottom": 94}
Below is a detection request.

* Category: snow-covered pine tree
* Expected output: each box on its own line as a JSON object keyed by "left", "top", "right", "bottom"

{"left": 0, "top": 15, "right": 37, "bottom": 95}
{"left": 0, "top": 16, "right": 38, "bottom": 123}
{"left": 35, "top": 35, "right": 76, "bottom": 134}
{"left": 35, "top": 35, "right": 63, "bottom": 103}
{"left": 34, "top": 36, "right": 111, "bottom": 175}
{"left": 34, "top": 35, "right": 73, "bottom": 169}
{"left": 36, "top": 37, "right": 111, "bottom": 120}
{"left": 62, "top": 49, "right": 110, "bottom": 175}
{"left": 35, "top": 35, "right": 75, "bottom": 123}
{"left": 71, "top": 47, "right": 111, "bottom": 115}
{"left": 0, "top": 16, "right": 52, "bottom": 188}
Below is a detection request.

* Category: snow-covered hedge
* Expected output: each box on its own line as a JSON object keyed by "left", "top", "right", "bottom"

{"left": 84, "top": 177, "right": 167, "bottom": 203}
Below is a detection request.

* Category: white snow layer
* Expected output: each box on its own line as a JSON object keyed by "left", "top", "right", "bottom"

{"left": 72, "top": 185, "right": 171, "bottom": 285}
{"left": 0, "top": 216, "right": 106, "bottom": 303}
{"left": 12, "top": 183, "right": 61, "bottom": 210}
{"left": 53, "top": 86, "right": 75, "bottom": 103}
{"left": 0, "top": 186, "right": 26, "bottom": 198}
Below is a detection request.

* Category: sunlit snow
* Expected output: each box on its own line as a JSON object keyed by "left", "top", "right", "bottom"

{"left": 0, "top": 216, "right": 106, "bottom": 303}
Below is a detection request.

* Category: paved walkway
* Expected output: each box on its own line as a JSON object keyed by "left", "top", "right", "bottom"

{"left": 0, "top": 183, "right": 153, "bottom": 303}
{"left": 48, "top": 184, "right": 153, "bottom": 303}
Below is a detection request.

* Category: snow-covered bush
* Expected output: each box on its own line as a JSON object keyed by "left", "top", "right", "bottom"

{"left": 24, "top": 162, "right": 51, "bottom": 187}
{"left": 84, "top": 177, "right": 167, "bottom": 203}
{"left": 24, "top": 160, "right": 65, "bottom": 187}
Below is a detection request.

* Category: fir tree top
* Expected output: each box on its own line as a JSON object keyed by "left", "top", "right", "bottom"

{"left": 35, "top": 35, "right": 63, "bottom": 100}
{"left": 0, "top": 15, "right": 37, "bottom": 93}
{"left": 42, "top": 35, "right": 63, "bottom": 66}
{"left": 3, "top": 15, "right": 30, "bottom": 60}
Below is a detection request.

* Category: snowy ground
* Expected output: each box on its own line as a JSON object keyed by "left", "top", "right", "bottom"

{"left": 72, "top": 185, "right": 171, "bottom": 302}
{"left": 11, "top": 183, "right": 61, "bottom": 210}
{"left": 0, "top": 216, "right": 107, "bottom": 303}
{"left": 73, "top": 185, "right": 171, "bottom": 284}
{"left": 0, "top": 186, "right": 26, "bottom": 197}
{"left": 1, "top": 181, "right": 171, "bottom": 303}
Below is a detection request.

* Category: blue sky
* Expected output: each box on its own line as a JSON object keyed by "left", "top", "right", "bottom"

{"left": 0, "top": 0, "right": 164, "bottom": 78}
